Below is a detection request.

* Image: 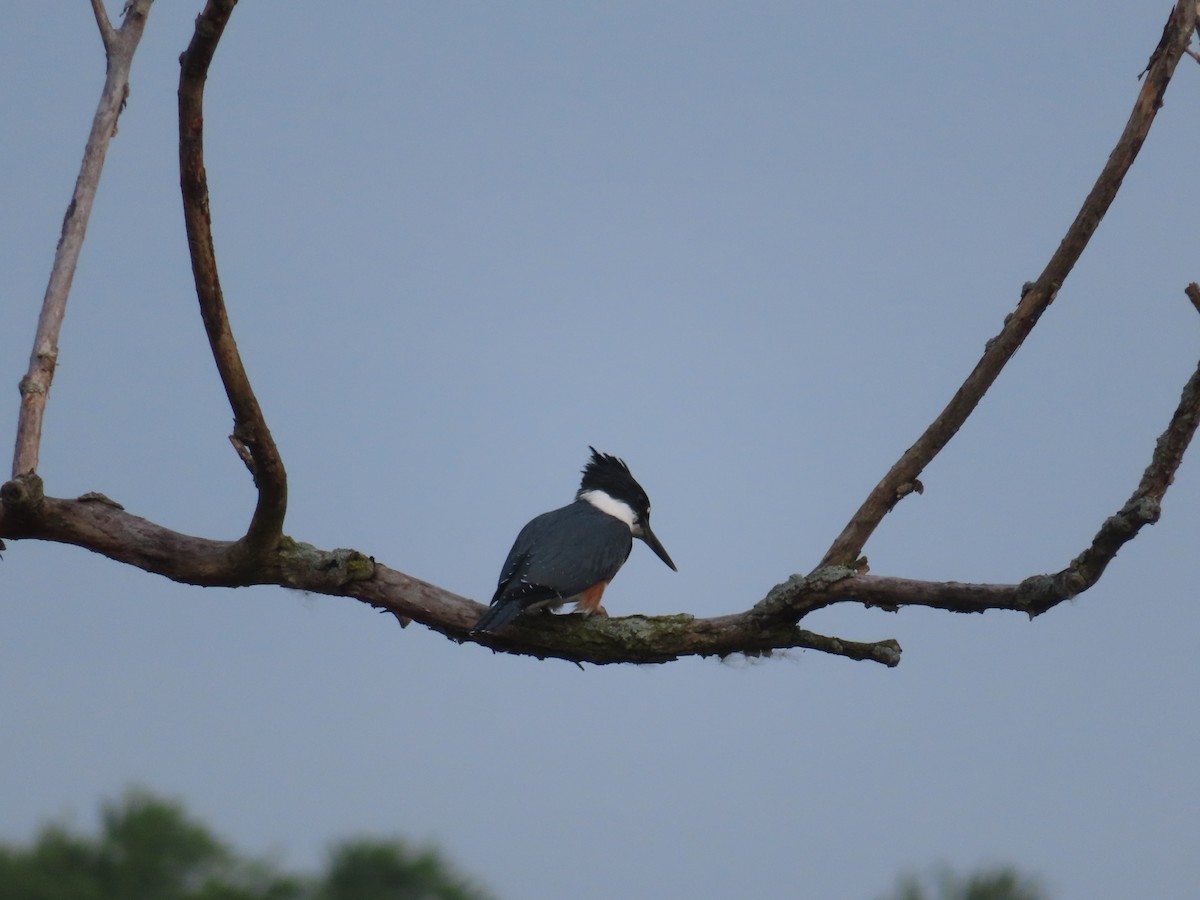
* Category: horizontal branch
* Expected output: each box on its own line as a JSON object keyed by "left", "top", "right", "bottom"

{"left": 0, "top": 477, "right": 898, "bottom": 665}
{"left": 3, "top": 312, "right": 1193, "bottom": 665}
{"left": 4, "top": 314, "right": 1195, "bottom": 667}
{"left": 0, "top": 477, "right": 242, "bottom": 587}
{"left": 2, "top": 5, "right": 1196, "bottom": 670}
{"left": 3, "top": 275, "right": 1198, "bottom": 664}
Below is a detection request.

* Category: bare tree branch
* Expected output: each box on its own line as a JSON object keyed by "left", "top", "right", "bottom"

{"left": 775, "top": 314, "right": 1200, "bottom": 623}
{"left": 1, "top": 314, "right": 1195, "bottom": 667}
{"left": 90, "top": 0, "right": 115, "bottom": 47}
{"left": 4, "top": 308, "right": 1197, "bottom": 667}
{"left": 178, "top": 0, "right": 288, "bottom": 567}
{"left": 10, "top": 0, "right": 155, "bottom": 480}
{"left": 2, "top": 2, "right": 1197, "bottom": 668}
{"left": 818, "top": 0, "right": 1200, "bottom": 570}
{"left": 0, "top": 478, "right": 902, "bottom": 666}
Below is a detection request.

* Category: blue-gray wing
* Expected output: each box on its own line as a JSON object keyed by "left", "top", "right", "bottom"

{"left": 491, "top": 501, "right": 633, "bottom": 608}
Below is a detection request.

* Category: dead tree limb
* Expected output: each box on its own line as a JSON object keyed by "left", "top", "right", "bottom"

{"left": 771, "top": 319, "right": 1200, "bottom": 622}
{"left": 2, "top": 1, "right": 1199, "bottom": 667}
{"left": 1, "top": 308, "right": 1197, "bottom": 666}
{"left": 11, "top": 0, "right": 155, "bottom": 479}
{"left": 818, "top": 0, "right": 1200, "bottom": 571}
{"left": 178, "top": 0, "right": 288, "bottom": 568}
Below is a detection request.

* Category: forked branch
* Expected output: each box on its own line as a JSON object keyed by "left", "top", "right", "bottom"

{"left": 768, "top": 311, "right": 1200, "bottom": 623}
{"left": 2, "top": 2, "right": 1198, "bottom": 668}
{"left": 818, "top": 0, "right": 1200, "bottom": 570}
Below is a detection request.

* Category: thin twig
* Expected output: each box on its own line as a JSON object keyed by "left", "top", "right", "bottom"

{"left": 90, "top": 0, "right": 115, "bottom": 47}
{"left": 818, "top": 0, "right": 1200, "bottom": 569}
{"left": 1030, "top": 374, "right": 1200, "bottom": 613}
{"left": 10, "top": 0, "right": 155, "bottom": 480}
{"left": 1185, "top": 282, "right": 1200, "bottom": 316}
{"left": 178, "top": 0, "right": 288, "bottom": 566}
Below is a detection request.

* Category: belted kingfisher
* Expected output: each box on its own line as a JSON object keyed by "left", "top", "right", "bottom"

{"left": 472, "top": 447, "right": 676, "bottom": 633}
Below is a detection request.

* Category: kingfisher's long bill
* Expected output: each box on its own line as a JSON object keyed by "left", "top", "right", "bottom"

{"left": 472, "top": 447, "right": 676, "bottom": 633}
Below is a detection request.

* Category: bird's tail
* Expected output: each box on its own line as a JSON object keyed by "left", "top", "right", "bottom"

{"left": 472, "top": 601, "right": 521, "bottom": 633}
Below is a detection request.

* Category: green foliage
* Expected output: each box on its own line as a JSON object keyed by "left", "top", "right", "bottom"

{"left": 317, "top": 840, "right": 484, "bottom": 900}
{"left": 0, "top": 790, "right": 490, "bottom": 900}
{"left": 882, "top": 865, "right": 1048, "bottom": 900}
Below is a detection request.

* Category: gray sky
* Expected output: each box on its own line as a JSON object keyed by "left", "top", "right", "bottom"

{"left": 3, "top": 3, "right": 1198, "bottom": 898}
